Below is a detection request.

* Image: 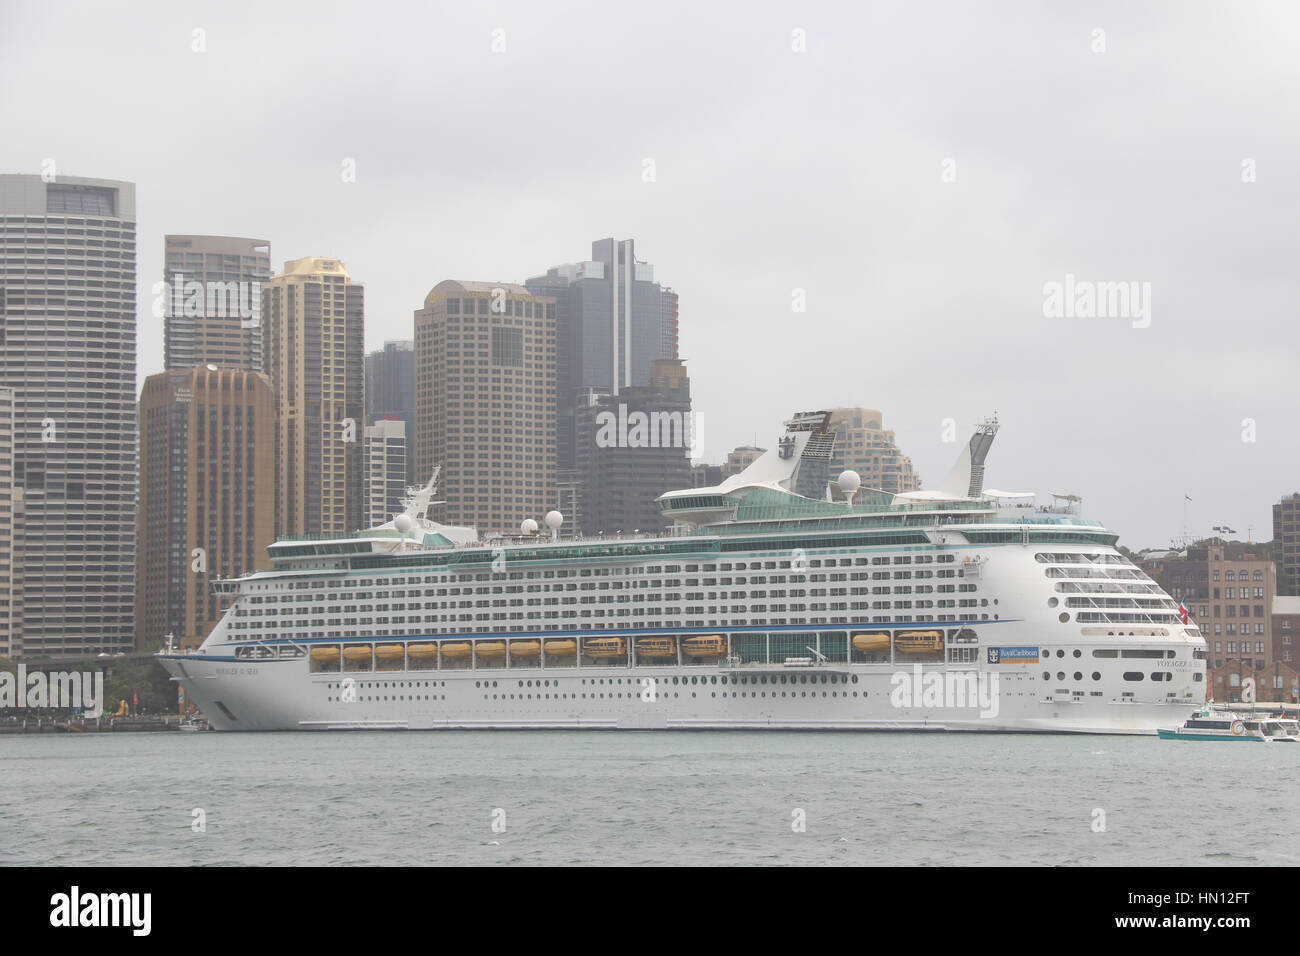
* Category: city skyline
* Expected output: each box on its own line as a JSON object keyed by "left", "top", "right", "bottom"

{"left": 2, "top": 2, "right": 1297, "bottom": 552}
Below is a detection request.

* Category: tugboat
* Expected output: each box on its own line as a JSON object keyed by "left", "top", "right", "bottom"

{"left": 1158, "top": 706, "right": 1284, "bottom": 742}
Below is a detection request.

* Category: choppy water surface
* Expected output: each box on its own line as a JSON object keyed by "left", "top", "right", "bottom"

{"left": 2, "top": 731, "right": 1296, "bottom": 866}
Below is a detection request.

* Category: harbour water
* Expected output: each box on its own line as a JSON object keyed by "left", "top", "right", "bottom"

{"left": 2, "top": 731, "right": 1297, "bottom": 866}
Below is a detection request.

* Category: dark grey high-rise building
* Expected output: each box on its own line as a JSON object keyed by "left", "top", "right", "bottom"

{"left": 527, "top": 238, "right": 669, "bottom": 472}
{"left": 0, "top": 174, "right": 138, "bottom": 657}
{"left": 572, "top": 358, "right": 693, "bottom": 536}
{"left": 365, "top": 340, "right": 415, "bottom": 485}
{"left": 1276, "top": 493, "right": 1300, "bottom": 597}
{"left": 162, "top": 235, "right": 270, "bottom": 372}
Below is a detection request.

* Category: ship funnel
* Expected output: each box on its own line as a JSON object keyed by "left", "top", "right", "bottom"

{"left": 940, "top": 417, "right": 999, "bottom": 498}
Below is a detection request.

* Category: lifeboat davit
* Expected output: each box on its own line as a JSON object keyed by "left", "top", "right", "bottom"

{"left": 510, "top": 640, "right": 541, "bottom": 658}
{"left": 310, "top": 646, "right": 340, "bottom": 662}
{"left": 543, "top": 639, "right": 577, "bottom": 657}
{"left": 682, "top": 635, "right": 727, "bottom": 657}
{"left": 584, "top": 637, "right": 626, "bottom": 659}
{"left": 852, "top": 632, "right": 891, "bottom": 653}
{"left": 636, "top": 637, "right": 677, "bottom": 658}
{"left": 895, "top": 630, "right": 945, "bottom": 654}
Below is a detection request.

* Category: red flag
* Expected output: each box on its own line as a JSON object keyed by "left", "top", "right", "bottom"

{"left": 1178, "top": 602, "right": 1189, "bottom": 625}
{"left": 132, "top": 689, "right": 139, "bottom": 711}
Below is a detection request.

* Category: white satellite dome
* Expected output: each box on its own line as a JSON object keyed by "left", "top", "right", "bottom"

{"left": 520, "top": 518, "right": 539, "bottom": 535}
{"left": 544, "top": 510, "right": 564, "bottom": 530}
{"left": 837, "top": 469, "right": 862, "bottom": 495}
{"left": 394, "top": 513, "right": 414, "bottom": 533}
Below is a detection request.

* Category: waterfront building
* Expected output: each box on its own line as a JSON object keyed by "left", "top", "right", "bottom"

{"left": 137, "top": 367, "right": 276, "bottom": 650}
{"left": 413, "top": 280, "right": 556, "bottom": 535}
{"left": 162, "top": 235, "right": 270, "bottom": 372}
{"left": 0, "top": 174, "right": 137, "bottom": 657}
{"left": 1142, "top": 543, "right": 1276, "bottom": 701}
{"left": 1274, "top": 493, "right": 1300, "bottom": 597}
{"left": 365, "top": 341, "right": 415, "bottom": 485}
{"left": 826, "top": 408, "right": 921, "bottom": 494}
{"left": 364, "top": 417, "right": 408, "bottom": 528}
{"left": 526, "top": 238, "right": 669, "bottom": 473}
{"left": 262, "top": 257, "right": 365, "bottom": 537}
{"left": 572, "top": 358, "right": 693, "bottom": 535}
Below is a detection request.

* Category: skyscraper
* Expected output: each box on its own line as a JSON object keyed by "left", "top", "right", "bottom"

{"left": 526, "top": 238, "right": 668, "bottom": 472}
{"left": 364, "top": 417, "right": 407, "bottom": 527}
{"left": 660, "top": 287, "right": 679, "bottom": 360}
{"left": 0, "top": 174, "right": 137, "bottom": 657}
{"left": 1274, "top": 492, "right": 1300, "bottom": 597}
{"left": 136, "top": 367, "right": 276, "bottom": 650}
{"left": 414, "top": 280, "right": 556, "bottom": 535}
{"left": 365, "top": 340, "right": 415, "bottom": 485}
{"left": 262, "top": 257, "right": 365, "bottom": 537}
{"left": 162, "top": 235, "right": 271, "bottom": 372}
{"left": 572, "top": 358, "right": 693, "bottom": 535}
{"left": 0, "top": 387, "right": 20, "bottom": 658}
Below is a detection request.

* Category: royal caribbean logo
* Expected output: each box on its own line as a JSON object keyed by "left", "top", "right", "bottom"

{"left": 987, "top": 646, "right": 1039, "bottom": 664}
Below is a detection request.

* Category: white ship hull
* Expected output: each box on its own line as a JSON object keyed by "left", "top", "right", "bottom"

{"left": 159, "top": 632, "right": 1202, "bottom": 735}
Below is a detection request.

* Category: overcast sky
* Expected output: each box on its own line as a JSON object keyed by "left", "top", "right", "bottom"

{"left": 2, "top": 0, "right": 1297, "bottom": 550}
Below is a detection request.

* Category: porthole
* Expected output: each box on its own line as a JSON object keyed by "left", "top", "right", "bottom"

{"left": 1058, "top": 612, "right": 1070, "bottom": 623}
{"left": 1072, "top": 650, "right": 1081, "bottom": 658}
{"left": 1056, "top": 672, "right": 1065, "bottom": 681}
{"left": 1092, "top": 672, "right": 1101, "bottom": 681}
{"left": 1073, "top": 672, "right": 1082, "bottom": 681}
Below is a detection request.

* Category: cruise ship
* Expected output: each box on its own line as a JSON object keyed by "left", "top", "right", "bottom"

{"left": 157, "top": 412, "right": 1208, "bottom": 733}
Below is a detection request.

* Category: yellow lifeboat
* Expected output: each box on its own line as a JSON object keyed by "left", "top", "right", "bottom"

{"left": 440, "top": 642, "right": 472, "bottom": 660}
{"left": 374, "top": 644, "right": 405, "bottom": 661}
{"left": 310, "top": 646, "right": 340, "bottom": 662}
{"left": 510, "top": 640, "right": 541, "bottom": 658}
{"left": 636, "top": 637, "right": 677, "bottom": 659}
{"left": 584, "top": 637, "right": 626, "bottom": 659}
{"left": 475, "top": 641, "right": 507, "bottom": 659}
{"left": 852, "top": 632, "right": 891, "bottom": 653}
{"left": 682, "top": 635, "right": 727, "bottom": 658}
{"left": 895, "top": 630, "right": 945, "bottom": 654}
{"left": 343, "top": 645, "right": 373, "bottom": 663}
{"left": 543, "top": 639, "right": 577, "bottom": 658}
{"left": 407, "top": 643, "right": 438, "bottom": 659}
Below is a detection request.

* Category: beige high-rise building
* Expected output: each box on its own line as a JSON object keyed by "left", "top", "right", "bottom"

{"left": 137, "top": 367, "right": 277, "bottom": 650}
{"left": 827, "top": 408, "right": 921, "bottom": 494}
{"left": 0, "top": 387, "right": 20, "bottom": 658}
{"left": 721, "top": 446, "right": 765, "bottom": 478}
{"left": 263, "top": 257, "right": 365, "bottom": 537}
{"left": 414, "top": 280, "right": 556, "bottom": 535}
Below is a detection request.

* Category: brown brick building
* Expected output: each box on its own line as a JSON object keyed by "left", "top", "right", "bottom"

{"left": 136, "top": 367, "right": 276, "bottom": 650}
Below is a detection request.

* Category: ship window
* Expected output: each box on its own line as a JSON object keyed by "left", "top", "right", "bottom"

{"left": 1122, "top": 672, "right": 1144, "bottom": 681}
{"left": 1092, "top": 672, "right": 1101, "bottom": 680}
